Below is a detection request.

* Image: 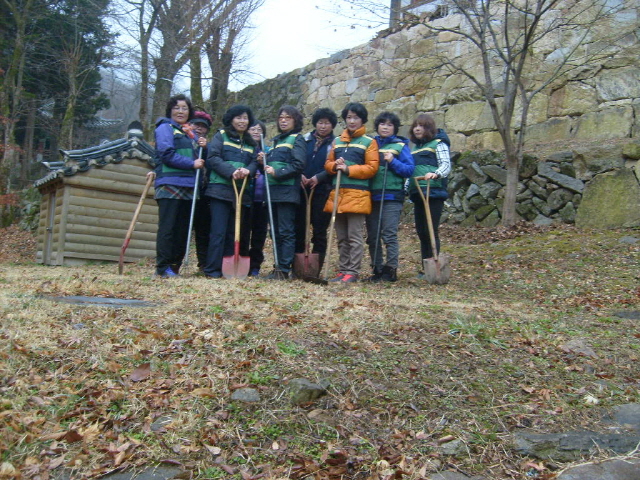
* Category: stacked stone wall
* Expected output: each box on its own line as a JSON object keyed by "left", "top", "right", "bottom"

{"left": 238, "top": 8, "right": 638, "bottom": 148}
{"left": 237, "top": 4, "right": 639, "bottom": 227}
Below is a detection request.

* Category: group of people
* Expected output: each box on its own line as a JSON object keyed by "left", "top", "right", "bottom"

{"left": 153, "top": 94, "right": 451, "bottom": 283}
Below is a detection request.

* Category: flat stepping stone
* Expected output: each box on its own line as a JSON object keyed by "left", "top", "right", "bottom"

{"left": 44, "top": 295, "right": 155, "bottom": 308}
{"left": 557, "top": 457, "right": 640, "bottom": 480}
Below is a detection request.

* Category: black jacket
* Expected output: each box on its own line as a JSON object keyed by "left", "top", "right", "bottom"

{"left": 265, "top": 131, "right": 306, "bottom": 204}
{"left": 204, "top": 128, "right": 258, "bottom": 205}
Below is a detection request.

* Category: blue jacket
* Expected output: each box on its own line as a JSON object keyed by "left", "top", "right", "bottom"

{"left": 303, "top": 130, "right": 334, "bottom": 194}
{"left": 154, "top": 117, "right": 202, "bottom": 189}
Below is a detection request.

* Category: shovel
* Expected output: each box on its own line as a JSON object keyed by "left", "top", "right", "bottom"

{"left": 119, "top": 171, "right": 155, "bottom": 274}
{"left": 413, "top": 177, "right": 451, "bottom": 284}
{"left": 222, "top": 176, "right": 250, "bottom": 279}
{"left": 261, "top": 134, "right": 284, "bottom": 279}
{"left": 183, "top": 146, "right": 203, "bottom": 271}
{"left": 320, "top": 170, "right": 342, "bottom": 283}
{"left": 293, "top": 187, "right": 321, "bottom": 279}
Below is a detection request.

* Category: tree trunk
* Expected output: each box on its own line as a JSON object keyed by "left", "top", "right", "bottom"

{"left": 502, "top": 152, "right": 519, "bottom": 227}
{"left": 207, "top": 26, "right": 236, "bottom": 125}
{"left": 22, "top": 99, "right": 36, "bottom": 188}
{"left": 1, "top": 0, "right": 32, "bottom": 166}
{"left": 189, "top": 45, "right": 203, "bottom": 108}
{"left": 139, "top": 39, "right": 151, "bottom": 139}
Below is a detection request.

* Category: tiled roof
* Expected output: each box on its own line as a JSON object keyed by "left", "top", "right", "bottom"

{"left": 35, "top": 131, "right": 154, "bottom": 188}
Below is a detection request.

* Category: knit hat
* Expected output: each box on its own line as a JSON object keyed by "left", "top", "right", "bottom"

{"left": 191, "top": 111, "right": 212, "bottom": 129}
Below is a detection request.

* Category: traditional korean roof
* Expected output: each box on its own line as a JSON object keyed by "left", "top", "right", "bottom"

{"left": 35, "top": 129, "right": 155, "bottom": 189}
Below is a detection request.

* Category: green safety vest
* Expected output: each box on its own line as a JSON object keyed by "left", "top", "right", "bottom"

{"left": 371, "top": 141, "right": 405, "bottom": 192}
{"left": 209, "top": 130, "right": 255, "bottom": 186}
{"left": 267, "top": 133, "right": 299, "bottom": 186}
{"left": 410, "top": 139, "right": 445, "bottom": 193}
{"left": 157, "top": 125, "right": 197, "bottom": 177}
{"left": 332, "top": 134, "right": 374, "bottom": 190}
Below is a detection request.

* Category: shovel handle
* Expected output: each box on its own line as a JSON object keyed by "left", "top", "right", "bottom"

{"left": 303, "top": 187, "right": 314, "bottom": 256}
{"left": 119, "top": 172, "right": 155, "bottom": 274}
{"left": 322, "top": 170, "right": 341, "bottom": 280}
{"left": 413, "top": 176, "right": 439, "bottom": 262}
{"left": 232, "top": 176, "right": 248, "bottom": 243}
{"left": 261, "top": 133, "right": 280, "bottom": 270}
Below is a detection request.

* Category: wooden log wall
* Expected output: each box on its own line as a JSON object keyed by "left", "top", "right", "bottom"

{"left": 36, "top": 158, "right": 158, "bottom": 265}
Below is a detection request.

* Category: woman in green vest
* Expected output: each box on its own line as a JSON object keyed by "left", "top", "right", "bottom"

{"left": 203, "top": 105, "right": 259, "bottom": 278}
{"left": 263, "top": 105, "right": 306, "bottom": 279}
{"left": 408, "top": 114, "right": 451, "bottom": 276}
{"left": 153, "top": 94, "right": 206, "bottom": 278}
{"left": 324, "top": 102, "right": 379, "bottom": 283}
{"left": 366, "top": 112, "right": 414, "bottom": 282}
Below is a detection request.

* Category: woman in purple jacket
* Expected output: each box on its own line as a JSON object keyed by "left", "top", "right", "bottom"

{"left": 153, "top": 94, "right": 206, "bottom": 277}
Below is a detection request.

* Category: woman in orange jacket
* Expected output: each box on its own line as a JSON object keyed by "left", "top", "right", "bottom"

{"left": 324, "top": 102, "right": 379, "bottom": 283}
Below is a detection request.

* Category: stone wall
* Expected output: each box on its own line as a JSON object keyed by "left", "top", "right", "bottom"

{"left": 237, "top": 5, "right": 639, "bottom": 149}
{"left": 236, "top": 3, "right": 639, "bottom": 227}
{"left": 443, "top": 142, "right": 640, "bottom": 227}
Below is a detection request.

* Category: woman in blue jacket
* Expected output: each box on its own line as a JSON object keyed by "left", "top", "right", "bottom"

{"left": 153, "top": 94, "right": 206, "bottom": 277}
{"left": 366, "top": 112, "right": 414, "bottom": 282}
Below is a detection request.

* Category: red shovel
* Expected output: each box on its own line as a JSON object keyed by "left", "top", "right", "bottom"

{"left": 222, "top": 176, "right": 250, "bottom": 279}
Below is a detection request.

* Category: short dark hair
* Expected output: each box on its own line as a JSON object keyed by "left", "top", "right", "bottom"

{"left": 374, "top": 112, "right": 401, "bottom": 136}
{"left": 312, "top": 108, "right": 338, "bottom": 128}
{"left": 165, "top": 94, "right": 194, "bottom": 120}
{"left": 222, "top": 105, "right": 255, "bottom": 131}
{"left": 410, "top": 114, "right": 437, "bottom": 144}
{"left": 250, "top": 119, "right": 267, "bottom": 139}
{"left": 277, "top": 105, "right": 304, "bottom": 133}
{"left": 341, "top": 102, "right": 368, "bottom": 124}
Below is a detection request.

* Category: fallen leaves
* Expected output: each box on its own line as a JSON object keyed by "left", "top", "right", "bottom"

{"left": 130, "top": 363, "right": 151, "bottom": 382}
{"left": 0, "top": 224, "right": 638, "bottom": 480}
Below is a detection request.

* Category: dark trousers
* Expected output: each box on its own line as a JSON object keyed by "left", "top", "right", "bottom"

{"left": 240, "top": 201, "right": 269, "bottom": 271}
{"left": 193, "top": 195, "right": 211, "bottom": 270}
{"left": 412, "top": 194, "right": 445, "bottom": 261}
{"left": 271, "top": 202, "right": 296, "bottom": 273}
{"left": 204, "top": 198, "right": 236, "bottom": 276}
{"left": 156, "top": 198, "right": 191, "bottom": 275}
{"left": 294, "top": 188, "right": 331, "bottom": 268}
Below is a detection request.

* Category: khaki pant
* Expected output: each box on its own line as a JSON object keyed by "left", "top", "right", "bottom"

{"left": 334, "top": 213, "right": 366, "bottom": 276}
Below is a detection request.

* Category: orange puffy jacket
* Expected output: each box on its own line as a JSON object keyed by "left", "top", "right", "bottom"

{"left": 324, "top": 126, "right": 379, "bottom": 215}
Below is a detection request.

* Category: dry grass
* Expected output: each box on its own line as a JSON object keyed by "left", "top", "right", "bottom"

{"left": 0, "top": 223, "right": 638, "bottom": 479}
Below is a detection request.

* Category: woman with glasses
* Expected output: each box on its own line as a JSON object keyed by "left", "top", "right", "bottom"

{"left": 153, "top": 94, "right": 206, "bottom": 277}
{"left": 262, "top": 105, "right": 306, "bottom": 279}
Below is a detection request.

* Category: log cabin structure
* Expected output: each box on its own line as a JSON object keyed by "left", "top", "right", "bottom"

{"left": 34, "top": 128, "right": 158, "bottom": 265}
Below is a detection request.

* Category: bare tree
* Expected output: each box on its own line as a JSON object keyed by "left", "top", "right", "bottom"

{"left": 150, "top": 0, "right": 254, "bottom": 122}
{"left": 421, "top": 0, "right": 634, "bottom": 225}
{"left": 205, "top": 0, "right": 263, "bottom": 124}
{"left": 111, "top": 0, "right": 165, "bottom": 136}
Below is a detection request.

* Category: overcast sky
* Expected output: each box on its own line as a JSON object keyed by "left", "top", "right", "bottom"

{"left": 231, "top": 0, "right": 385, "bottom": 90}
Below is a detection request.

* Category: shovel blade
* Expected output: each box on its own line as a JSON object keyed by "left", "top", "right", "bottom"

{"left": 222, "top": 254, "right": 250, "bottom": 279}
{"left": 422, "top": 254, "right": 451, "bottom": 285}
{"left": 293, "top": 252, "right": 320, "bottom": 279}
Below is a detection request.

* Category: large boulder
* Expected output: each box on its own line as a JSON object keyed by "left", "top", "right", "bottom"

{"left": 575, "top": 169, "right": 640, "bottom": 228}
{"left": 573, "top": 144, "right": 625, "bottom": 179}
